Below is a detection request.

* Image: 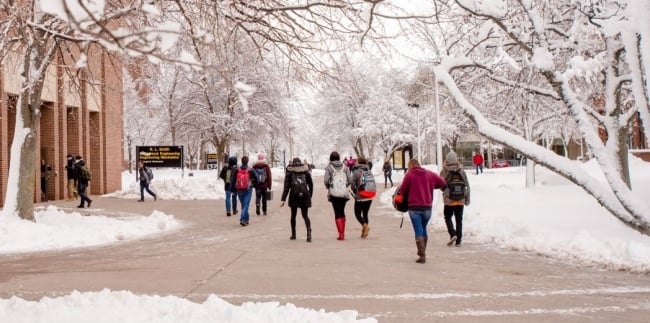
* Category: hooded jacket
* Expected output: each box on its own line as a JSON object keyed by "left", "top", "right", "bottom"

{"left": 253, "top": 160, "right": 272, "bottom": 190}
{"left": 439, "top": 154, "right": 471, "bottom": 206}
{"left": 323, "top": 161, "right": 352, "bottom": 200}
{"left": 350, "top": 164, "right": 372, "bottom": 201}
{"left": 281, "top": 163, "right": 313, "bottom": 208}
{"left": 219, "top": 156, "right": 239, "bottom": 191}
{"left": 399, "top": 166, "right": 446, "bottom": 209}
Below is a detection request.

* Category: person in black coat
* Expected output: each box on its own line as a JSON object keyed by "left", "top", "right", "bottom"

{"left": 219, "top": 156, "right": 239, "bottom": 216}
{"left": 280, "top": 157, "right": 314, "bottom": 242}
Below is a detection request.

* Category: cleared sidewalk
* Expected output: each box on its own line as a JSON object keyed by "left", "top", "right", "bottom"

{"left": 1, "top": 179, "right": 649, "bottom": 322}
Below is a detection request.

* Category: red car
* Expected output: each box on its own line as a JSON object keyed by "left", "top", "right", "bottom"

{"left": 492, "top": 159, "right": 511, "bottom": 168}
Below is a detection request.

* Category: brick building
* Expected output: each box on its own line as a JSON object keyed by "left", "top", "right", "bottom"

{"left": 0, "top": 46, "right": 124, "bottom": 206}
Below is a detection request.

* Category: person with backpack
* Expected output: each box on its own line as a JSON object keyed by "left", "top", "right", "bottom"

{"left": 219, "top": 156, "right": 239, "bottom": 217}
{"left": 351, "top": 157, "right": 376, "bottom": 239}
{"left": 280, "top": 157, "right": 314, "bottom": 242}
{"left": 323, "top": 151, "right": 352, "bottom": 240}
{"left": 382, "top": 159, "right": 393, "bottom": 188}
{"left": 252, "top": 153, "right": 272, "bottom": 216}
{"left": 398, "top": 158, "right": 446, "bottom": 264}
{"left": 137, "top": 161, "right": 157, "bottom": 202}
{"left": 76, "top": 159, "right": 93, "bottom": 208}
{"left": 440, "top": 151, "right": 471, "bottom": 247}
{"left": 229, "top": 156, "right": 257, "bottom": 226}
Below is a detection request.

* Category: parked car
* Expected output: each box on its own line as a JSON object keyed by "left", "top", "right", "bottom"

{"left": 492, "top": 159, "right": 511, "bottom": 168}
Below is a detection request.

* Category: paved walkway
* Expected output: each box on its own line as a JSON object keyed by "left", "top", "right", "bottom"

{"left": 1, "top": 177, "right": 649, "bottom": 322}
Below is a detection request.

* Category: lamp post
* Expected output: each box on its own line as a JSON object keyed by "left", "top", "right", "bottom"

{"left": 408, "top": 103, "right": 421, "bottom": 159}
{"left": 127, "top": 135, "right": 132, "bottom": 173}
{"left": 434, "top": 72, "right": 442, "bottom": 167}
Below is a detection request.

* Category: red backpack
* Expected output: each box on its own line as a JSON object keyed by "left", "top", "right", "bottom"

{"left": 235, "top": 168, "right": 250, "bottom": 190}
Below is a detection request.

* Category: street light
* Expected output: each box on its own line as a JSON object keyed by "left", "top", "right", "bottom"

{"left": 127, "top": 135, "right": 132, "bottom": 173}
{"left": 434, "top": 72, "right": 442, "bottom": 167}
{"left": 408, "top": 103, "right": 421, "bottom": 160}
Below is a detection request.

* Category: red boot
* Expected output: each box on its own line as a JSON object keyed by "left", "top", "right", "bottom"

{"left": 335, "top": 218, "right": 346, "bottom": 240}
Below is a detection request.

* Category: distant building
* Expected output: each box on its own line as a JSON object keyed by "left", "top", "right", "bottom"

{"left": 0, "top": 46, "right": 124, "bottom": 206}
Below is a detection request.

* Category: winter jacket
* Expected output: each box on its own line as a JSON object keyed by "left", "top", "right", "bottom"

{"left": 473, "top": 154, "right": 484, "bottom": 166}
{"left": 281, "top": 164, "right": 313, "bottom": 208}
{"left": 66, "top": 157, "right": 76, "bottom": 180}
{"left": 252, "top": 161, "right": 272, "bottom": 190}
{"left": 219, "top": 157, "right": 238, "bottom": 191}
{"left": 323, "top": 161, "right": 352, "bottom": 200}
{"left": 350, "top": 164, "right": 371, "bottom": 201}
{"left": 439, "top": 161, "right": 471, "bottom": 206}
{"left": 382, "top": 162, "right": 392, "bottom": 175}
{"left": 138, "top": 166, "right": 150, "bottom": 184}
{"left": 229, "top": 164, "right": 257, "bottom": 192}
{"left": 399, "top": 166, "right": 446, "bottom": 210}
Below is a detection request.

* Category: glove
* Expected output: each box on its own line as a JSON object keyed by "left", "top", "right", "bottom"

{"left": 464, "top": 198, "right": 470, "bottom": 206}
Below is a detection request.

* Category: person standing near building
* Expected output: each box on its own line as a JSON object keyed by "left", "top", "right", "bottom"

{"left": 40, "top": 159, "right": 53, "bottom": 201}
{"left": 382, "top": 159, "right": 393, "bottom": 188}
{"left": 323, "top": 151, "right": 352, "bottom": 240}
{"left": 230, "top": 156, "right": 257, "bottom": 226}
{"left": 398, "top": 158, "right": 446, "bottom": 264}
{"left": 280, "top": 157, "right": 314, "bottom": 242}
{"left": 65, "top": 154, "right": 78, "bottom": 201}
{"left": 473, "top": 151, "right": 484, "bottom": 175}
{"left": 219, "top": 156, "right": 239, "bottom": 216}
{"left": 253, "top": 153, "right": 272, "bottom": 216}
{"left": 440, "top": 151, "right": 470, "bottom": 247}
{"left": 76, "top": 159, "right": 93, "bottom": 208}
{"left": 137, "top": 161, "right": 157, "bottom": 202}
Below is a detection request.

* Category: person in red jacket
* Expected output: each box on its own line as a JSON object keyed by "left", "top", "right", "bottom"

{"left": 472, "top": 151, "right": 484, "bottom": 175}
{"left": 398, "top": 158, "right": 446, "bottom": 264}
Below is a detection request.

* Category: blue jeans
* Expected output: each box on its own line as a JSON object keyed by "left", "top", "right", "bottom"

{"left": 225, "top": 189, "right": 238, "bottom": 213}
{"left": 139, "top": 180, "right": 156, "bottom": 201}
{"left": 237, "top": 188, "right": 253, "bottom": 223}
{"left": 408, "top": 208, "right": 432, "bottom": 239}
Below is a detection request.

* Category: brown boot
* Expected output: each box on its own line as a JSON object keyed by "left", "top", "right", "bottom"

{"left": 361, "top": 223, "right": 369, "bottom": 238}
{"left": 415, "top": 238, "right": 426, "bottom": 263}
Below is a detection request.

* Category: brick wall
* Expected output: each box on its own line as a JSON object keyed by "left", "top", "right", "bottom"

{"left": 0, "top": 48, "right": 124, "bottom": 207}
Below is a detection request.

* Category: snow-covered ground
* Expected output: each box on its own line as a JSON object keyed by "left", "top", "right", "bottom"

{"left": 1, "top": 156, "right": 649, "bottom": 321}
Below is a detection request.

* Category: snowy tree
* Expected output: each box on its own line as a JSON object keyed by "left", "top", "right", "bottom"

{"left": 313, "top": 51, "right": 411, "bottom": 160}
{"left": 399, "top": 0, "right": 650, "bottom": 234}
{"left": 0, "top": 0, "right": 379, "bottom": 220}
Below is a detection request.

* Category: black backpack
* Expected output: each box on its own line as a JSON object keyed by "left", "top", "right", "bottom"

{"left": 291, "top": 172, "right": 309, "bottom": 198}
{"left": 446, "top": 170, "right": 466, "bottom": 200}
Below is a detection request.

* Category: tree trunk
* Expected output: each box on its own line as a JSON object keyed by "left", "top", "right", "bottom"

{"left": 5, "top": 45, "right": 48, "bottom": 220}
{"left": 14, "top": 98, "right": 40, "bottom": 221}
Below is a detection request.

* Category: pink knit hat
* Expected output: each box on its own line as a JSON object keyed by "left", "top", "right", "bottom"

{"left": 258, "top": 153, "right": 265, "bottom": 161}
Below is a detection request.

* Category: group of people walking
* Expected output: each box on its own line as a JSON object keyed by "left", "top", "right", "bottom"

{"left": 219, "top": 153, "right": 272, "bottom": 226}
{"left": 218, "top": 150, "right": 471, "bottom": 265}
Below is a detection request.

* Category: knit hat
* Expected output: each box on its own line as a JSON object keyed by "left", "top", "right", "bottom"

{"left": 445, "top": 151, "right": 458, "bottom": 164}
{"left": 258, "top": 153, "right": 266, "bottom": 161}
{"left": 228, "top": 156, "right": 237, "bottom": 166}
